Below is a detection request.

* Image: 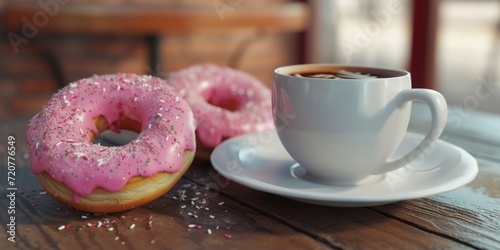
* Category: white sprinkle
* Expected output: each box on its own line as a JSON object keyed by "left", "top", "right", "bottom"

{"left": 191, "top": 197, "right": 199, "bottom": 201}
{"left": 102, "top": 88, "right": 106, "bottom": 92}
{"left": 129, "top": 224, "right": 135, "bottom": 229}
{"left": 70, "top": 83, "right": 77, "bottom": 88}
{"left": 35, "top": 142, "right": 39, "bottom": 149}
{"left": 117, "top": 85, "right": 121, "bottom": 91}
{"left": 62, "top": 95, "right": 70, "bottom": 105}
{"left": 134, "top": 97, "right": 138, "bottom": 102}
{"left": 207, "top": 229, "right": 212, "bottom": 235}
{"left": 114, "top": 236, "right": 119, "bottom": 240}
{"left": 166, "top": 136, "right": 169, "bottom": 141}
{"left": 97, "top": 221, "right": 102, "bottom": 227}
{"left": 108, "top": 227, "right": 114, "bottom": 231}
{"left": 97, "top": 158, "right": 105, "bottom": 167}
{"left": 75, "top": 114, "right": 84, "bottom": 122}
{"left": 188, "top": 224, "right": 196, "bottom": 228}
{"left": 56, "top": 141, "right": 62, "bottom": 147}
{"left": 81, "top": 215, "right": 88, "bottom": 219}
{"left": 159, "top": 99, "right": 165, "bottom": 103}
{"left": 156, "top": 113, "right": 162, "bottom": 117}
{"left": 175, "top": 96, "right": 180, "bottom": 102}
{"left": 80, "top": 128, "right": 84, "bottom": 135}
{"left": 121, "top": 242, "right": 125, "bottom": 245}
{"left": 148, "top": 124, "right": 152, "bottom": 129}
{"left": 39, "top": 191, "right": 46, "bottom": 195}
{"left": 181, "top": 205, "right": 186, "bottom": 208}
{"left": 209, "top": 215, "right": 215, "bottom": 219}
{"left": 218, "top": 202, "right": 224, "bottom": 206}
{"left": 58, "top": 225, "right": 65, "bottom": 231}
{"left": 134, "top": 139, "right": 140, "bottom": 143}
{"left": 87, "top": 223, "right": 92, "bottom": 227}
{"left": 69, "top": 91, "right": 74, "bottom": 94}
{"left": 93, "top": 81, "right": 100, "bottom": 85}
{"left": 74, "top": 152, "right": 85, "bottom": 158}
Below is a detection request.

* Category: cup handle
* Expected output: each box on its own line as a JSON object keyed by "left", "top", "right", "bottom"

{"left": 371, "top": 89, "right": 448, "bottom": 175}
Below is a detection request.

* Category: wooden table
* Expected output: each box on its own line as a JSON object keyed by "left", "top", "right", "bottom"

{"left": 1, "top": 104, "right": 499, "bottom": 249}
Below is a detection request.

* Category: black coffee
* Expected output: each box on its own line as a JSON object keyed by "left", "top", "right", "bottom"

{"left": 291, "top": 69, "right": 379, "bottom": 79}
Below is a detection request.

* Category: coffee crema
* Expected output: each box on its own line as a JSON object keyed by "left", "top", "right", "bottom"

{"left": 291, "top": 70, "right": 378, "bottom": 79}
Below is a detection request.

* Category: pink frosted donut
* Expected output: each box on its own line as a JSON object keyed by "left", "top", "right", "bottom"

{"left": 26, "top": 73, "right": 196, "bottom": 213}
{"left": 169, "top": 64, "right": 274, "bottom": 149}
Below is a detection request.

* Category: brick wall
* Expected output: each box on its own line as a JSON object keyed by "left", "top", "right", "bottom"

{"left": 0, "top": 0, "right": 302, "bottom": 120}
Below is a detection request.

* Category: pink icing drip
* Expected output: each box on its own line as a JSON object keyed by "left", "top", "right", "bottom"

{"left": 26, "top": 74, "right": 196, "bottom": 202}
{"left": 169, "top": 64, "right": 274, "bottom": 148}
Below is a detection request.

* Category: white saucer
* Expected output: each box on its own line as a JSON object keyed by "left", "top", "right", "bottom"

{"left": 210, "top": 130, "right": 478, "bottom": 207}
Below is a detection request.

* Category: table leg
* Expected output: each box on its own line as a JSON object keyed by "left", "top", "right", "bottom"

{"left": 147, "top": 35, "right": 160, "bottom": 77}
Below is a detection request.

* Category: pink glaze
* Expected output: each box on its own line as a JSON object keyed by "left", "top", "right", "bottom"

{"left": 26, "top": 74, "right": 196, "bottom": 202}
{"left": 169, "top": 64, "right": 274, "bottom": 148}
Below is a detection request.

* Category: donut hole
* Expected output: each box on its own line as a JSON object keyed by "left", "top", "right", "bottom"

{"left": 90, "top": 115, "right": 141, "bottom": 146}
{"left": 207, "top": 95, "right": 241, "bottom": 112}
{"left": 93, "top": 130, "right": 140, "bottom": 146}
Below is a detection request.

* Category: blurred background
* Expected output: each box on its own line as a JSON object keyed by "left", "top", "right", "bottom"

{"left": 0, "top": 0, "right": 499, "bottom": 120}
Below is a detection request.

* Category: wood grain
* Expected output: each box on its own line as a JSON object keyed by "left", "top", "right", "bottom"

{"left": 0, "top": 173, "right": 330, "bottom": 249}
{"left": 184, "top": 163, "right": 474, "bottom": 250}
{"left": 0, "top": 121, "right": 329, "bottom": 250}
{"left": 0, "top": 176, "right": 331, "bottom": 249}
{"left": 2, "top": 110, "right": 499, "bottom": 249}
{"left": 371, "top": 157, "right": 500, "bottom": 249}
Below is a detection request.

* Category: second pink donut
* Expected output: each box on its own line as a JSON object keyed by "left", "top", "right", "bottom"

{"left": 169, "top": 64, "right": 274, "bottom": 149}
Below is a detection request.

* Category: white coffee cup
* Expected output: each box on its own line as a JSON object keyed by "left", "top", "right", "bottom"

{"left": 273, "top": 64, "right": 447, "bottom": 185}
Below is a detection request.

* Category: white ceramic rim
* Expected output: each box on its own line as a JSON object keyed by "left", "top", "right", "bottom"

{"left": 274, "top": 64, "right": 410, "bottom": 81}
